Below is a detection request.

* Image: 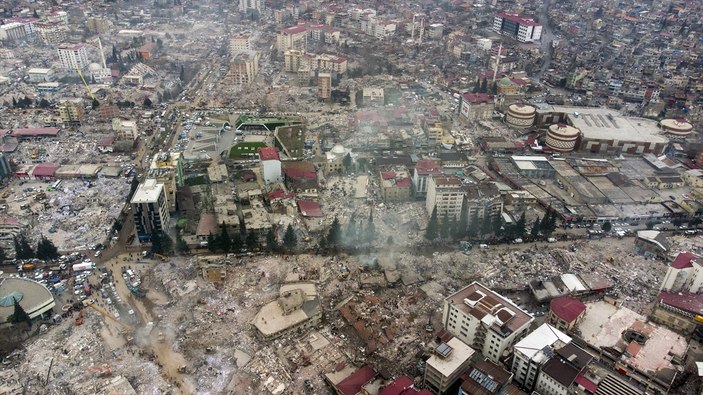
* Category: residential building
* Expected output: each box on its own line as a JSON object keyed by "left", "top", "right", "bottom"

{"left": 533, "top": 343, "right": 592, "bottom": 395}
{"left": 259, "top": 147, "right": 282, "bottom": 184}
{"left": 464, "top": 182, "right": 503, "bottom": 223}
{"left": 412, "top": 159, "right": 442, "bottom": 198}
{"left": 229, "top": 50, "right": 260, "bottom": 85}
{"left": 379, "top": 169, "right": 412, "bottom": 202}
{"left": 659, "top": 251, "right": 703, "bottom": 293}
{"left": 112, "top": 118, "right": 139, "bottom": 141}
{"left": 511, "top": 323, "right": 572, "bottom": 391}
{"left": 360, "top": 17, "right": 396, "bottom": 39}
{"left": 442, "top": 282, "right": 534, "bottom": 364}
{"left": 252, "top": 282, "right": 321, "bottom": 340}
{"left": 57, "top": 43, "right": 89, "bottom": 72}
{"left": 131, "top": 179, "right": 170, "bottom": 243}
{"left": 423, "top": 338, "right": 475, "bottom": 394}
{"left": 58, "top": 99, "right": 84, "bottom": 126}
{"left": 27, "top": 68, "right": 55, "bottom": 83}
{"left": 86, "top": 17, "right": 110, "bottom": 33}
{"left": 381, "top": 376, "right": 433, "bottom": 395}
{"left": 492, "top": 13, "right": 542, "bottom": 43}
{"left": 0, "top": 22, "right": 31, "bottom": 41}
{"left": 363, "top": 88, "right": 385, "bottom": 107}
{"left": 238, "top": 0, "right": 263, "bottom": 13}
{"left": 148, "top": 152, "right": 184, "bottom": 213}
{"left": 634, "top": 230, "right": 670, "bottom": 259}
{"left": 426, "top": 175, "right": 463, "bottom": 219}
{"left": 459, "top": 359, "right": 516, "bottom": 395}
{"left": 460, "top": 93, "right": 494, "bottom": 121}
{"left": 276, "top": 24, "right": 308, "bottom": 53}
{"left": 318, "top": 72, "right": 331, "bottom": 100}
{"left": 284, "top": 49, "right": 304, "bottom": 72}
{"left": 229, "top": 34, "right": 252, "bottom": 53}
{"left": 547, "top": 296, "right": 586, "bottom": 332}
{"left": 682, "top": 169, "right": 703, "bottom": 188}
{"left": 35, "top": 22, "right": 68, "bottom": 45}
{"left": 651, "top": 291, "right": 703, "bottom": 337}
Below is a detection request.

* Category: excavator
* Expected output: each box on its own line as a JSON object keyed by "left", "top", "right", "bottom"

{"left": 87, "top": 364, "right": 112, "bottom": 378}
{"left": 153, "top": 253, "right": 170, "bottom": 262}
{"left": 82, "top": 300, "right": 133, "bottom": 338}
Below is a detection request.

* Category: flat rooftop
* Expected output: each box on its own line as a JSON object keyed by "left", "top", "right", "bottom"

{"left": 131, "top": 179, "right": 164, "bottom": 204}
{"left": 426, "top": 337, "right": 475, "bottom": 377}
{"left": 514, "top": 323, "right": 571, "bottom": 363}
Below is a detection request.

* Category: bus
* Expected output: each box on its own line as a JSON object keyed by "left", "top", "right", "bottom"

{"left": 48, "top": 180, "right": 61, "bottom": 191}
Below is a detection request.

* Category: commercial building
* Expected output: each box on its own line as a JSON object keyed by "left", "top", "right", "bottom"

{"left": 57, "top": 43, "right": 89, "bottom": 72}
{"left": 131, "top": 179, "right": 170, "bottom": 242}
{"left": 426, "top": 175, "right": 463, "bottom": 219}
{"left": 492, "top": 13, "right": 542, "bottom": 43}
{"left": 238, "top": 0, "right": 264, "bottom": 13}
{"left": 460, "top": 93, "right": 494, "bottom": 121}
{"left": 442, "top": 282, "right": 533, "bottom": 364}
{"left": 505, "top": 104, "right": 536, "bottom": 128}
{"left": 463, "top": 182, "right": 503, "bottom": 222}
{"left": 545, "top": 124, "right": 580, "bottom": 152}
{"left": 229, "top": 50, "right": 260, "bottom": 85}
{"left": 512, "top": 323, "right": 572, "bottom": 391}
{"left": 252, "top": 282, "right": 321, "bottom": 340}
{"left": 576, "top": 301, "right": 688, "bottom": 394}
{"left": 259, "top": 147, "right": 282, "bottom": 184}
{"left": 423, "top": 338, "right": 474, "bottom": 394}
{"left": 634, "top": 230, "right": 670, "bottom": 259}
{"left": 651, "top": 291, "right": 703, "bottom": 337}
{"left": 27, "top": 68, "right": 55, "bottom": 83}
{"left": 510, "top": 156, "right": 555, "bottom": 179}
{"left": 0, "top": 275, "right": 56, "bottom": 323}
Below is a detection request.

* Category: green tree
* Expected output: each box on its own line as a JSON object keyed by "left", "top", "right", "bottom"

{"left": 207, "top": 232, "right": 216, "bottom": 252}
{"left": 689, "top": 217, "right": 702, "bottom": 228}
{"left": 491, "top": 80, "right": 498, "bottom": 95}
{"left": 346, "top": 213, "right": 358, "bottom": 245}
{"left": 92, "top": 98, "right": 100, "bottom": 109}
{"left": 216, "top": 222, "right": 231, "bottom": 252}
{"left": 175, "top": 232, "right": 190, "bottom": 254}
{"left": 455, "top": 203, "right": 468, "bottom": 239}
{"left": 36, "top": 236, "right": 59, "bottom": 260}
{"left": 265, "top": 228, "right": 278, "bottom": 252}
{"left": 440, "top": 212, "right": 450, "bottom": 239}
{"left": 0, "top": 246, "right": 6, "bottom": 263}
{"left": 531, "top": 217, "right": 541, "bottom": 239}
{"left": 246, "top": 231, "right": 259, "bottom": 250}
{"left": 473, "top": 78, "right": 481, "bottom": 93}
{"left": 480, "top": 213, "right": 492, "bottom": 238}
{"left": 342, "top": 153, "right": 353, "bottom": 174}
{"left": 426, "top": 207, "right": 439, "bottom": 240}
{"left": 602, "top": 221, "right": 612, "bottom": 232}
{"left": 231, "top": 233, "right": 243, "bottom": 252}
{"left": 14, "top": 235, "right": 34, "bottom": 259}
{"left": 646, "top": 221, "right": 656, "bottom": 230}
{"left": 515, "top": 212, "right": 527, "bottom": 239}
{"left": 150, "top": 232, "right": 173, "bottom": 255}
{"left": 479, "top": 78, "right": 488, "bottom": 93}
{"left": 9, "top": 297, "right": 31, "bottom": 326}
{"left": 364, "top": 211, "right": 376, "bottom": 244}
{"left": 328, "top": 217, "right": 342, "bottom": 247}
{"left": 39, "top": 98, "right": 50, "bottom": 108}
{"left": 11, "top": 97, "right": 17, "bottom": 108}
{"left": 467, "top": 211, "right": 479, "bottom": 239}
{"left": 179, "top": 65, "right": 185, "bottom": 81}
{"left": 283, "top": 224, "right": 297, "bottom": 250}
{"left": 492, "top": 213, "right": 503, "bottom": 236}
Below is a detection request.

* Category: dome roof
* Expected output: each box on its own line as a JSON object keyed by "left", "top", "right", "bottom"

{"left": 660, "top": 118, "right": 693, "bottom": 135}
{"left": 508, "top": 103, "right": 536, "bottom": 115}
{"left": 498, "top": 77, "right": 513, "bottom": 86}
{"left": 548, "top": 123, "right": 580, "bottom": 137}
{"left": 88, "top": 62, "right": 102, "bottom": 72}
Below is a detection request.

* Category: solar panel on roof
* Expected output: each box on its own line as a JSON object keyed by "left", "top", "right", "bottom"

{"left": 435, "top": 342, "right": 453, "bottom": 358}
{"left": 468, "top": 368, "right": 499, "bottom": 393}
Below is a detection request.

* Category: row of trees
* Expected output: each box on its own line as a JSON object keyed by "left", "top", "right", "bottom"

{"left": 472, "top": 78, "right": 498, "bottom": 95}
{"left": 11, "top": 234, "right": 59, "bottom": 261}
{"left": 425, "top": 206, "right": 559, "bottom": 242}
{"left": 206, "top": 222, "right": 262, "bottom": 254}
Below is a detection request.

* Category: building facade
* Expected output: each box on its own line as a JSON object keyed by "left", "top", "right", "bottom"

{"left": 57, "top": 44, "right": 89, "bottom": 72}
{"left": 461, "top": 93, "right": 494, "bottom": 121}
{"left": 511, "top": 324, "right": 571, "bottom": 391}
{"left": 413, "top": 159, "right": 442, "bottom": 199}
{"left": 229, "top": 50, "right": 260, "bottom": 85}
{"left": 426, "top": 175, "right": 464, "bottom": 219}
{"left": 131, "top": 179, "right": 170, "bottom": 242}
{"left": 423, "top": 338, "right": 474, "bottom": 394}
{"left": 492, "top": 13, "right": 542, "bottom": 43}
{"left": 442, "top": 282, "right": 533, "bottom": 364}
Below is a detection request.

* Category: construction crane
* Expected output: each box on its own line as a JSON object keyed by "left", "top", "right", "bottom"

{"left": 75, "top": 66, "right": 95, "bottom": 101}
{"left": 75, "top": 37, "right": 107, "bottom": 102}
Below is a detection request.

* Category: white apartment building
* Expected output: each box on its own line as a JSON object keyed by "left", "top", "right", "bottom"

{"left": 57, "top": 43, "right": 89, "bottom": 72}
{"left": 276, "top": 24, "right": 307, "bottom": 53}
{"left": 412, "top": 159, "right": 442, "bottom": 198}
{"left": 442, "top": 282, "right": 533, "bottom": 364}
{"left": 238, "top": 0, "right": 264, "bottom": 13}
{"left": 0, "top": 22, "right": 31, "bottom": 41}
{"left": 511, "top": 323, "right": 571, "bottom": 391}
{"left": 423, "top": 338, "right": 474, "bottom": 394}
{"left": 492, "top": 13, "right": 542, "bottom": 43}
{"left": 660, "top": 251, "right": 703, "bottom": 293}
{"left": 131, "top": 179, "right": 170, "bottom": 243}
{"left": 35, "top": 22, "right": 68, "bottom": 44}
{"left": 426, "top": 175, "right": 464, "bottom": 219}
{"left": 112, "top": 118, "right": 139, "bottom": 141}
{"left": 230, "top": 34, "right": 252, "bottom": 53}
{"left": 318, "top": 72, "right": 332, "bottom": 100}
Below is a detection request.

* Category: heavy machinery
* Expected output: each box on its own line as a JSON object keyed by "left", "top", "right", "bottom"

{"left": 87, "top": 364, "right": 112, "bottom": 378}
{"left": 82, "top": 300, "right": 133, "bottom": 336}
{"left": 74, "top": 310, "right": 83, "bottom": 326}
{"left": 154, "top": 253, "right": 170, "bottom": 262}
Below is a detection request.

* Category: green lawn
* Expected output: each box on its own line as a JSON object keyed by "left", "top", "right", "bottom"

{"left": 229, "top": 142, "right": 268, "bottom": 159}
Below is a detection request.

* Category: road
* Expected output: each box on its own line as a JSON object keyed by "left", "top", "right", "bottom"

{"left": 536, "top": 0, "right": 554, "bottom": 80}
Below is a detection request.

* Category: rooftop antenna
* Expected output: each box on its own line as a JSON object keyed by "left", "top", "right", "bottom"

{"left": 411, "top": 14, "right": 416, "bottom": 42}
{"left": 97, "top": 37, "right": 106, "bottom": 69}
{"left": 419, "top": 17, "right": 425, "bottom": 45}
{"left": 493, "top": 42, "right": 502, "bottom": 83}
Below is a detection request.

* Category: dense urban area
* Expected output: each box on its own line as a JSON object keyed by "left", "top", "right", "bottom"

{"left": 1, "top": 0, "right": 703, "bottom": 394}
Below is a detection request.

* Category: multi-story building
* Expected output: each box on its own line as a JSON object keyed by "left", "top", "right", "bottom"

{"left": 238, "top": 0, "right": 264, "bottom": 14}
{"left": 511, "top": 323, "right": 571, "bottom": 391}
{"left": 547, "top": 295, "right": 586, "bottom": 333}
{"left": 86, "top": 17, "right": 110, "bottom": 33}
{"left": 276, "top": 24, "right": 308, "bottom": 53}
{"left": 360, "top": 17, "right": 396, "bottom": 39}
{"left": 659, "top": 251, "right": 703, "bottom": 293}
{"left": 533, "top": 343, "right": 592, "bottom": 395}
{"left": 460, "top": 93, "right": 494, "bottom": 121}
{"left": 229, "top": 50, "right": 260, "bottom": 85}
{"left": 230, "top": 34, "right": 252, "bottom": 53}
{"left": 0, "top": 22, "right": 31, "bottom": 41}
{"left": 35, "top": 22, "right": 68, "bottom": 45}
{"left": 112, "top": 118, "right": 139, "bottom": 141}
{"left": 464, "top": 182, "right": 503, "bottom": 222}
{"left": 317, "top": 72, "right": 331, "bottom": 100}
{"left": 426, "top": 175, "right": 463, "bottom": 219}
{"left": 459, "top": 359, "right": 515, "bottom": 395}
{"left": 58, "top": 99, "right": 84, "bottom": 126}
{"left": 492, "top": 13, "right": 542, "bottom": 43}
{"left": 57, "top": 43, "right": 89, "bottom": 72}
{"left": 284, "top": 49, "right": 304, "bottom": 72}
{"left": 287, "top": 52, "right": 348, "bottom": 74}
{"left": 651, "top": 291, "right": 703, "bottom": 337}
{"left": 259, "top": 147, "right": 282, "bottom": 184}
{"left": 149, "top": 152, "right": 184, "bottom": 213}
{"left": 379, "top": 169, "right": 412, "bottom": 202}
{"left": 442, "top": 282, "right": 533, "bottom": 364}
{"left": 131, "top": 179, "right": 170, "bottom": 243}
{"left": 412, "top": 159, "right": 442, "bottom": 199}
{"left": 324, "top": 144, "right": 351, "bottom": 174}
{"left": 423, "top": 338, "right": 474, "bottom": 394}
{"left": 27, "top": 68, "right": 55, "bottom": 83}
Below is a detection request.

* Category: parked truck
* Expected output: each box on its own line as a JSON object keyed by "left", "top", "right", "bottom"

{"left": 72, "top": 262, "right": 95, "bottom": 272}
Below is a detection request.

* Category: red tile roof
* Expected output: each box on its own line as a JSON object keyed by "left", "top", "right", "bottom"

{"left": 336, "top": 366, "right": 376, "bottom": 395}
{"left": 396, "top": 178, "right": 411, "bottom": 188}
{"left": 268, "top": 189, "right": 295, "bottom": 200}
{"left": 31, "top": 163, "right": 60, "bottom": 178}
{"left": 415, "top": 159, "right": 442, "bottom": 175}
{"left": 549, "top": 295, "right": 586, "bottom": 323}
{"left": 258, "top": 146, "right": 280, "bottom": 161}
{"left": 296, "top": 200, "right": 323, "bottom": 217}
{"left": 574, "top": 373, "right": 598, "bottom": 393}
{"left": 379, "top": 376, "right": 432, "bottom": 395}
{"left": 12, "top": 128, "right": 61, "bottom": 137}
{"left": 658, "top": 291, "right": 703, "bottom": 315}
{"left": 462, "top": 92, "right": 494, "bottom": 104}
{"left": 282, "top": 24, "right": 307, "bottom": 34}
{"left": 671, "top": 251, "right": 699, "bottom": 269}
{"left": 381, "top": 171, "right": 396, "bottom": 180}
{"left": 496, "top": 12, "right": 541, "bottom": 27}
